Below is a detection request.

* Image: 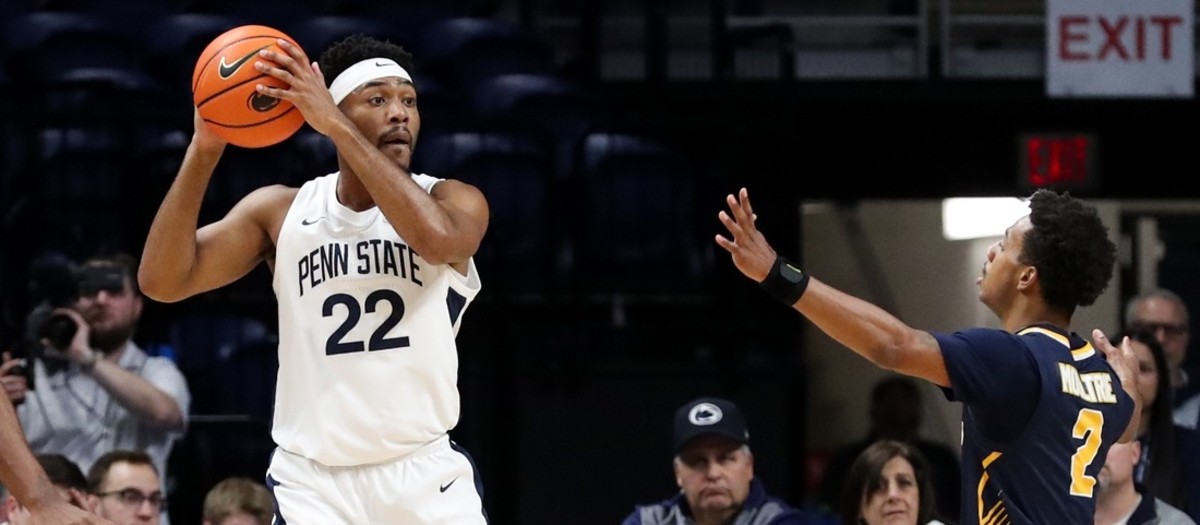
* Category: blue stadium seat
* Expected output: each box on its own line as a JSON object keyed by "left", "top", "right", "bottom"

{"left": 471, "top": 74, "right": 602, "bottom": 178}
{"left": 415, "top": 125, "right": 562, "bottom": 297}
{"left": 213, "top": 338, "right": 278, "bottom": 420}
{"left": 143, "top": 13, "right": 249, "bottom": 93}
{"left": 412, "top": 74, "right": 467, "bottom": 131}
{"left": 286, "top": 15, "right": 403, "bottom": 60}
{"left": 182, "top": 0, "right": 322, "bottom": 32}
{"left": 205, "top": 146, "right": 306, "bottom": 218}
{"left": 575, "top": 132, "right": 707, "bottom": 297}
{"left": 3, "top": 12, "right": 112, "bottom": 80}
{"left": 418, "top": 17, "right": 556, "bottom": 92}
{"left": 291, "top": 130, "right": 337, "bottom": 177}
{"left": 41, "top": 0, "right": 183, "bottom": 40}
{"left": 38, "top": 68, "right": 173, "bottom": 124}
{"left": 330, "top": 0, "right": 467, "bottom": 43}
{"left": 15, "top": 150, "right": 133, "bottom": 257}
{"left": 168, "top": 313, "right": 270, "bottom": 365}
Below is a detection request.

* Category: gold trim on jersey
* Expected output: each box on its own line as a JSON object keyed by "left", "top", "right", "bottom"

{"left": 1018, "top": 326, "right": 1095, "bottom": 361}
{"left": 977, "top": 451, "right": 1011, "bottom": 525}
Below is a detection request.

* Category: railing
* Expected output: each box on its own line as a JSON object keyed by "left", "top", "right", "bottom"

{"left": 523, "top": 0, "right": 1198, "bottom": 81}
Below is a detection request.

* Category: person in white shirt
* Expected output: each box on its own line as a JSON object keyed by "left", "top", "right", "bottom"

{"left": 1095, "top": 440, "right": 1195, "bottom": 525}
{"left": 5, "top": 254, "right": 188, "bottom": 525}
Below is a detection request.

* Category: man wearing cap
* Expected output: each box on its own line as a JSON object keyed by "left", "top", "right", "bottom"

{"left": 139, "top": 33, "right": 490, "bottom": 524}
{"left": 622, "top": 397, "right": 813, "bottom": 525}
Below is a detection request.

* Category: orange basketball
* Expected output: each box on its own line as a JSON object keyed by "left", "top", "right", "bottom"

{"left": 193, "top": 25, "right": 306, "bottom": 148}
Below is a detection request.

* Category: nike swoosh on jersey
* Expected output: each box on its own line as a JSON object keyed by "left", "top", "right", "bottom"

{"left": 218, "top": 46, "right": 270, "bottom": 79}
{"left": 301, "top": 217, "right": 327, "bottom": 226}
{"left": 439, "top": 477, "right": 459, "bottom": 493}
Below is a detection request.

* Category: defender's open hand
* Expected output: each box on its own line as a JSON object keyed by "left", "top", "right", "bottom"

{"left": 715, "top": 188, "right": 776, "bottom": 283}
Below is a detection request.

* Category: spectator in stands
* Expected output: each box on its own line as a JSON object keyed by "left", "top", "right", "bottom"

{"left": 5, "top": 254, "right": 190, "bottom": 499}
{"left": 1125, "top": 290, "right": 1200, "bottom": 521}
{"left": 1124, "top": 290, "right": 1199, "bottom": 422}
{"left": 201, "top": 477, "right": 272, "bottom": 525}
{"left": 1094, "top": 441, "right": 1195, "bottom": 525}
{"left": 819, "top": 376, "right": 959, "bottom": 521}
{"left": 3, "top": 454, "right": 91, "bottom": 524}
{"left": 840, "top": 440, "right": 945, "bottom": 525}
{"left": 86, "top": 451, "right": 163, "bottom": 525}
{"left": 621, "top": 396, "right": 814, "bottom": 525}
{"left": 1116, "top": 327, "right": 1188, "bottom": 509}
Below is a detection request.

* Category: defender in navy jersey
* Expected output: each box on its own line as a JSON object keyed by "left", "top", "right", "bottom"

{"left": 139, "top": 35, "right": 490, "bottom": 523}
{"left": 716, "top": 188, "right": 1141, "bottom": 524}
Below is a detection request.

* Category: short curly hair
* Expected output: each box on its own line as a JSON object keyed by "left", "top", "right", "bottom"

{"left": 318, "top": 34, "right": 415, "bottom": 88}
{"left": 1022, "top": 189, "right": 1115, "bottom": 312}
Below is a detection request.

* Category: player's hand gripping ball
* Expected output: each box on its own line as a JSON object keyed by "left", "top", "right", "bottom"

{"left": 192, "top": 25, "right": 306, "bottom": 148}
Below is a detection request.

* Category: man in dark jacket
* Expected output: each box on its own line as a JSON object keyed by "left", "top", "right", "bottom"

{"left": 621, "top": 397, "right": 813, "bottom": 525}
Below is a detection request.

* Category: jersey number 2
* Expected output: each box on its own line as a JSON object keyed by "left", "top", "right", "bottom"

{"left": 1069, "top": 408, "right": 1104, "bottom": 497}
{"left": 322, "top": 290, "right": 410, "bottom": 355}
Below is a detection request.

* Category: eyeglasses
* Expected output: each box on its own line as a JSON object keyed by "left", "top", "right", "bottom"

{"left": 95, "top": 488, "right": 167, "bottom": 509}
{"left": 1130, "top": 321, "right": 1189, "bottom": 338}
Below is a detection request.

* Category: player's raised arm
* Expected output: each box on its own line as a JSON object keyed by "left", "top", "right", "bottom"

{"left": 716, "top": 188, "right": 951, "bottom": 387}
{"left": 254, "top": 40, "right": 489, "bottom": 266}
{"left": 138, "top": 110, "right": 289, "bottom": 303}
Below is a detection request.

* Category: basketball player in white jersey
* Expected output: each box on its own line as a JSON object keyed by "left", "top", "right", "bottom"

{"left": 138, "top": 35, "right": 490, "bottom": 524}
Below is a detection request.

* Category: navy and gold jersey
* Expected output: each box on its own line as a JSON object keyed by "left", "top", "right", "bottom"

{"left": 935, "top": 324, "right": 1134, "bottom": 525}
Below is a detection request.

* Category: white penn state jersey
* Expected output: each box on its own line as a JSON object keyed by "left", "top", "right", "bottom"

{"left": 271, "top": 172, "right": 480, "bottom": 467}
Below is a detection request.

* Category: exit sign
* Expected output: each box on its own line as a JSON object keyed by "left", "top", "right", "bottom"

{"left": 1019, "top": 133, "right": 1098, "bottom": 190}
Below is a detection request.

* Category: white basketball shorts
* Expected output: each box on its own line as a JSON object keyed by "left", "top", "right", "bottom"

{"left": 266, "top": 434, "right": 487, "bottom": 524}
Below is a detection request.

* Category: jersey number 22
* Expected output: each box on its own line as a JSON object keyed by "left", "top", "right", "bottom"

{"left": 322, "top": 290, "right": 410, "bottom": 355}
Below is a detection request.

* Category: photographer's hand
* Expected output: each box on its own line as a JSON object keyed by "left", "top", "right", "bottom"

{"left": 39, "top": 310, "right": 183, "bottom": 429}
{"left": 1, "top": 352, "right": 28, "bottom": 404}
{"left": 39, "top": 309, "right": 98, "bottom": 369}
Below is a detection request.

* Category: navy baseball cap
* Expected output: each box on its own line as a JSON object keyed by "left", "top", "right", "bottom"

{"left": 673, "top": 397, "right": 750, "bottom": 452}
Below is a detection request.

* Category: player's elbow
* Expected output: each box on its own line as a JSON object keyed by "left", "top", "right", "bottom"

{"left": 869, "top": 333, "right": 924, "bottom": 372}
{"left": 408, "top": 232, "right": 479, "bottom": 266}
{"left": 138, "top": 267, "right": 187, "bottom": 303}
{"left": 870, "top": 343, "right": 907, "bottom": 372}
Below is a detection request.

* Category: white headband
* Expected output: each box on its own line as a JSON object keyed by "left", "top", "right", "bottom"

{"left": 329, "top": 58, "right": 413, "bottom": 104}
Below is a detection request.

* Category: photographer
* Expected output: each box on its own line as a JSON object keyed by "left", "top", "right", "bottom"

{"left": 1, "top": 253, "right": 190, "bottom": 511}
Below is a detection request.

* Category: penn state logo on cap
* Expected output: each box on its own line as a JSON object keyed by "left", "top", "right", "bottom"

{"left": 688, "top": 403, "right": 724, "bottom": 426}
{"left": 673, "top": 397, "right": 750, "bottom": 452}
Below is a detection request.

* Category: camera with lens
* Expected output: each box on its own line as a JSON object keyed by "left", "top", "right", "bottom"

{"left": 17, "top": 256, "right": 126, "bottom": 381}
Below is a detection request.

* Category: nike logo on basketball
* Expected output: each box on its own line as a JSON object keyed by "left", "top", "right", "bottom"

{"left": 219, "top": 46, "right": 270, "bottom": 79}
{"left": 439, "top": 477, "right": 458, "bottom": 493}
{"left": 301, "top": 217, "right": 326, "bottom": 226}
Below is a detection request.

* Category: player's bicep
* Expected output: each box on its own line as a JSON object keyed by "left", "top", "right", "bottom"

{"left": 187, "top": 189, "right": 278, "bottom": 295}
{"left": 431, "top": 180, "right": 489, "bottom": 261}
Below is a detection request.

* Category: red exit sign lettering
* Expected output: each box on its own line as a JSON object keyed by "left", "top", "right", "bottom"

{"left": 1020, "top": 134, "right": 1098, "bottom": 190}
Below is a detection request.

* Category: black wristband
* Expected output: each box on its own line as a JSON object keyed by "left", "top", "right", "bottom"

{"left": 759, "top": 255, "right": 810, "bottom": 305}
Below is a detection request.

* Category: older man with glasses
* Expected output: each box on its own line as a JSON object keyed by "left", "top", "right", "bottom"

{"left": 85, "top": 451, "right": 164, "bottom": 525}
{"left": 1126, "top": 289, "right": 1200, "bottom": 522}
{"left": 1125, "top": 289, "right": 1198, "bottom": 423}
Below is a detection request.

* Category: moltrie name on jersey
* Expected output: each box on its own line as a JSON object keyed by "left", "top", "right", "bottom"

{"left": 1057, "top": 362, "right": 1118, "bottom": 404}
{"left": 297, "top": 239, "right": 423, "bottom": 296}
